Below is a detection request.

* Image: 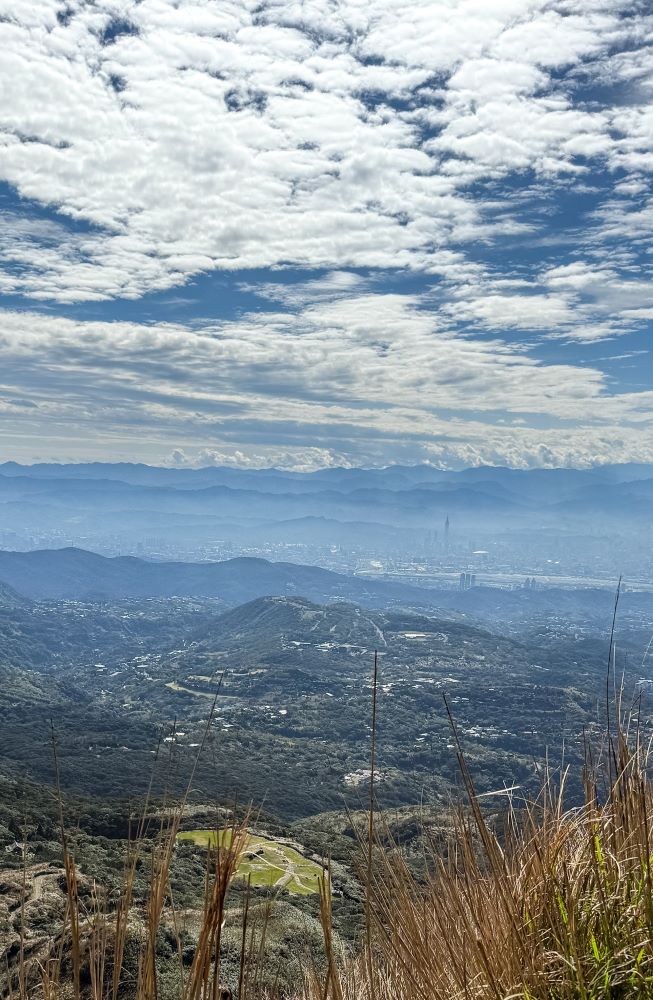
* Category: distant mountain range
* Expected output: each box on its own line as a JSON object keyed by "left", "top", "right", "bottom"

{"left": 3, "top": 460, "right": 653, "bottom": 491}
{"left": 0, "top": 461, "right": 651, "bottom": 558}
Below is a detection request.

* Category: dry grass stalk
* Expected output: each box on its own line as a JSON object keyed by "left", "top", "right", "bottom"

{"left": 181, "top": 816, "right": 250, "bottom": 1000}
{"left": 305, "top": 702, "right": 653, "bottom": 1000}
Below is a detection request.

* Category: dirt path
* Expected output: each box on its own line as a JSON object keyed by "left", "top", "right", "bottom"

{"left": 365, "top": 617, "right": 387, "bottom": 648}
{"left": 30, "top": 867, "right": 57, "bottom": 903}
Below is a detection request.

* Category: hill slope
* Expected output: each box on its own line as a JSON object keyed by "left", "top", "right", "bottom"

{"left": 0, "top": 547, "right": 438, "bottom": 607}
{"left": 0, "top": 581, "right": 30, "bottom": 609}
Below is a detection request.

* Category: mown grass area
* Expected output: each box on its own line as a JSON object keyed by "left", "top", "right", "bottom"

{"left": 164, "top": 681, "right": 215, "bottom": 698}
{"left": 177, "top": 828, "right": 324, "bottom": 895}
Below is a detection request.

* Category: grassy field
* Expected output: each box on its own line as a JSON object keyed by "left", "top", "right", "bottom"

{"left": 177, "top": 829, "right": 324, "bottom": 895}
{"left": 164, "top": 681, "right": 215, "bottom": 698}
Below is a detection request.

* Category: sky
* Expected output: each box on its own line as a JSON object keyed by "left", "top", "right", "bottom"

{"left": 0, "top": 0, "right": 652, "bottom": 471}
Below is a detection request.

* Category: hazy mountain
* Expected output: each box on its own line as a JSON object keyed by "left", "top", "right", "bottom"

{"left": 1, "top": 462, "right": 652, "bottom": 538}
{"left": 0, "top": 547, "right": 439, "bottom": 606}
{"left": 555, "top": 480, "right": 653, "bottom": 516}
{"left": 1, "top": 459, "right": 648, "bottom": 499}
{"left": 1, "top": 462, "right": 652, "bottom": 583}
{"left": 0, "top": 473, "right": 523, "bottom": 519}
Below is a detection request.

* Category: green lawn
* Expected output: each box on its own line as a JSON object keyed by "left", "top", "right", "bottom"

{"left": 164, "top": 681, "right": 215, "bottom": 698}
{"left": 177, "top": 829, "right": 325, "bottom": 895}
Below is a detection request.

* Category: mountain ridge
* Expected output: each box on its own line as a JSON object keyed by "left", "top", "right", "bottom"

{"left": 0, "top": 546, "right": 440, "bottom": 607}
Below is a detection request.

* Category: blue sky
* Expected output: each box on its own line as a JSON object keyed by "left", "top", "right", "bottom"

{"left": 0, "top": 0, "right": 652, "bottom": 470}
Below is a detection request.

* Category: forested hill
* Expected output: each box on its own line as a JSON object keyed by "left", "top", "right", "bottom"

{"left": 0, "top": 547, "right": 651, "bottom": 631}
{"left": 0, "top": 546, "right": 436, "bottom": 606}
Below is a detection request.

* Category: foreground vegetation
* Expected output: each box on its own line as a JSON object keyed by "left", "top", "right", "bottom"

{"left": 306, "top": 715, "right": 653, "bottom": 999}
{"left": 4, "top": 694, "right": 653, "bottom": 999}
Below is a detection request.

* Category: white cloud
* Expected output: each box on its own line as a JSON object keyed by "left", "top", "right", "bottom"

{"left": 0, "top": 0, "right": 652, "bottom": 470}
{"left": 0, "top": 298, "right": 652, "bottom": 468}
{"left": 166, "top": 445, "right": 350, "bottom": 471}
{"left": 0, "top": 0, "right": 650, "bottom": 300}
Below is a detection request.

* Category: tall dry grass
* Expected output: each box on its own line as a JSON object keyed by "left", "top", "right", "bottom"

{"left": 26, "top": 716, "right": 653, "bottom": 1000}
{"left": 307, "top": 704, "right": 653, "bottom": 1000}
{"left": 25, "top": 806, "right": 253, "bottom": 1000}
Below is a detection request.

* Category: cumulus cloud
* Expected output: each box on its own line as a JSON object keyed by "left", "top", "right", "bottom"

{"left": 166, "top": 446, "right": 351, "bottom": 471}
{"left": 0, "top": 0, "right": 651, "bottom": 301}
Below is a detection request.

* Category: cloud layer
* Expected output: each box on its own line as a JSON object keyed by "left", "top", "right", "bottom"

{"left": 1, "top": 0, "right": 652, "bottom": 300}
{"left": 1, "top": 295, "right": 652, "bottom": 469}
{"left": 0, "top": 0, "right": 652, "bottom": 467}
